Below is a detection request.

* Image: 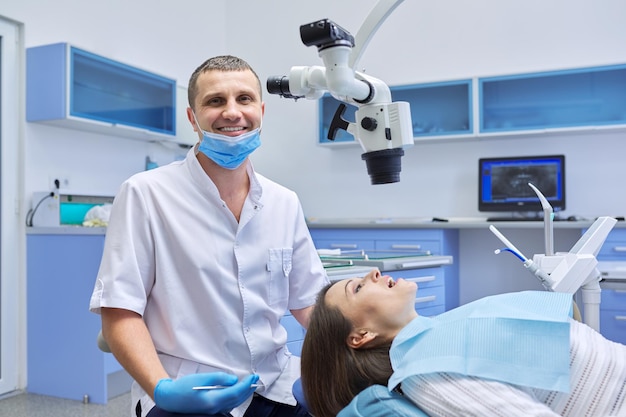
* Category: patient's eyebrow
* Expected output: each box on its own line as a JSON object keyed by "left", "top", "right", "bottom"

{"left": 345, "top": 279, "right": 352, "bottom": 297}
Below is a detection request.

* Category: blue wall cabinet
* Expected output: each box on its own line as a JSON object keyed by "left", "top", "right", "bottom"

{"left": 319, "top": 63, "right": 626, "bottom": 146}
{"left": 318, "top": 80, "right": 472, "bottom": 145}
{"left": 27, "top": 43, "right": 178, "bottom": 142}
{"left": 391, "top": 80, "right": 472, "bottom": 138}
{"left": 479, "top": 64, "right": 626, "bottom": 133}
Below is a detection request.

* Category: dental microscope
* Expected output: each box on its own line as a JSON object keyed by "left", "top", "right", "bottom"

{"left": 490, "top": 183, "right": 617, "bottom": 332}
{"left": 266, "top": 0, "right": 413, "bottom": 185}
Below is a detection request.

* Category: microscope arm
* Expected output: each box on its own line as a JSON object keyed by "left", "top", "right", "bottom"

{"left": 349, "top": 0, "right": 405, "bottom": 69}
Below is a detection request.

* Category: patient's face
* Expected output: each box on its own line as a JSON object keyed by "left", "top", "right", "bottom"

{"left": 326, "top": 269, "right": 418, "bottom": 341}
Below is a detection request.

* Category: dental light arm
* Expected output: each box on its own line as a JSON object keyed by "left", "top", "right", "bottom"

{"left": 489, "top": 183, "right": 617, "bottom": 331}
{"left": 267, "top": 0, "right": 414, "bottom": 185}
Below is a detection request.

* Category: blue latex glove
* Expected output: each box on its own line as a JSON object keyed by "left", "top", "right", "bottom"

{"left": 154, "top": 372, "right": 259, "bottom": 414}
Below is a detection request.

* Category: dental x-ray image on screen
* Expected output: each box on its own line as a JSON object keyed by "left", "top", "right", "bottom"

{"left": 479, "top": 155, "right": 565, "bottom": 215}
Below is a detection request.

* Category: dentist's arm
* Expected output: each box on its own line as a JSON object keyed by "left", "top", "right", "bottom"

{"left": 291, "top": 305, "right": 314, "bottom": 329}
{"left": 101, "top": 307, "right": 167, "bottom": 397}
{"left": 101, "top": 307, "right": 258, "bottom": 414}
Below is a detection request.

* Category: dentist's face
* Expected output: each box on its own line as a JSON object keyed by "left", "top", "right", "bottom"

{"left": 325, "top": 269, "right": 418, "bottom": 345}
{"left": 189, "top": 69, "right": 264, "bottom": 137}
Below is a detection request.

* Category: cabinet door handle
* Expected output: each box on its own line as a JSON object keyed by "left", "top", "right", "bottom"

{"left": 391, "top": 244, "right": 422, "bottom": 250}
{"left": 330, "top": 243, "right": 358, "bottom": 249}
{"left": 400, "top": 258, "right": 451, "bottom": 269}
{"left": 613, "top": 246, "right": 626, "bottom": 252}
{"left": 615, "top": 316, "right": 626, "bottom": 322}
{"left": 408, "top": 275, "right": 436, "bottom": 284}
{"left": 406, "top": 275, "right": 437, "bottom": 284}
{"left": 415, "top": 295, "right": 436, "bottom": 304}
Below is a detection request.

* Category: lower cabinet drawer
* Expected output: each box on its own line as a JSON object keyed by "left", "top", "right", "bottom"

{"left": 600, "top": 309, "right": 626, "bottom": 345}
{"left": 599, "top": 288, "right": 626, "bottom": 344}
{"left": 385, "top": 267, "right": 444, "bottom": 289}
{"left": 417, "top": 304, "right": 446, "bottom": 317}
{"left": 413, "top": 285, "right": 445, "bottom": 312}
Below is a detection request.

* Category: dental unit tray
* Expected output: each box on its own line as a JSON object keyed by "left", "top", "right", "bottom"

{"left": 320, "top": 249, "right": 432, "bottom": 260}
{"left": 319, "top": 249, "right": 452, "bottom": 271}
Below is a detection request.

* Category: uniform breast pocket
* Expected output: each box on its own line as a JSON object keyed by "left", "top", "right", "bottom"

{"left": 267, "top": 248, "right": 293, "bottom": 307}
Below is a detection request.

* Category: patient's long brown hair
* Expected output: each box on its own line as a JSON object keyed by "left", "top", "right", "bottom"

{"left": 301, "top": 284, "right": 393, "bottom": 417}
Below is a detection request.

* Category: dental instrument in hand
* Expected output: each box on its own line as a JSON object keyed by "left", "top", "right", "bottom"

{"left": 192, "top": 384, "right": 263, "bottom": 390}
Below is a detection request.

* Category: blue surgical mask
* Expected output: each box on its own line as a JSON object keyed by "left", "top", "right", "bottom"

{"left": 193, "top": 113, "right": 261, "bottom": 169}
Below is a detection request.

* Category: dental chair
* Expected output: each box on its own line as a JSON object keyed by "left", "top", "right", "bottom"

{"left": 292, "top": 378, "right": 427, "bottom": 417}
{"left": 338, "top": 385, "right": 428, "bottom": 417}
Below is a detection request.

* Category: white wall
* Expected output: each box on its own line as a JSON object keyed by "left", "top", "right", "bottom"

{"left": 236, "top": 0, "right": 626, "bottom": 220}
{"left": 2, "top": 0, "right": 625, "bottom": 218}
{"left": 1, "top": 0, "right": 228, "bottom": 200}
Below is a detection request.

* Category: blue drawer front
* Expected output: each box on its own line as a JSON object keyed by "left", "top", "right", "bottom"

{"left": 413, "top": 285, "right": 445, "bottom": 311}
{"left": 313, "top": 238, "right": 375, "bottom": 252}
{"left": 386, "top": 267, "right": 444, "bottom": 289}
{"left": 600, "top": 310, "right": 626, "bottom": 345}
{"left": 597, "top": 229, "right": 626, "bottom": 260}
{"left": 418, "top": 305, "right": 446, "bottom": 317}
{"left": 602, "top": 288, "right": 626, "bottom": 308}
{"left": 598, "top": 241, "right": 626, "bottom": 260}
{"left": 375, "top": 239, "right": 440, "bottom": 255}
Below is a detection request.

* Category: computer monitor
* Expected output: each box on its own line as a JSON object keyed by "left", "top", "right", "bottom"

{"left": 479, "top": 155, "right": 566, "bottom": 216}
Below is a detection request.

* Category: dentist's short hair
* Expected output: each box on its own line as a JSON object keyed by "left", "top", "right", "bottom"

{"left": 187, "top": 55, "right": 262, "bottom": 111}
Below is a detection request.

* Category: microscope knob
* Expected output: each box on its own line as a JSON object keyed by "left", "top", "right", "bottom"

{"left": 361, "top": 117, "right": 378, "bottom": 131}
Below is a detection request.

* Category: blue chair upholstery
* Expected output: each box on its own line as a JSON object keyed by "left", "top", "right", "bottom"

{"left": 337, "top": 385, "right": 428, "bottom": 417}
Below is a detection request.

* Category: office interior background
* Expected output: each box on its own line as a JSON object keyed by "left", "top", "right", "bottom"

{"left": 1, "top": 0, "right": 625, "bottom": 398}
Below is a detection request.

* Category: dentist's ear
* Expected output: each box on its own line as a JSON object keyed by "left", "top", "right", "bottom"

{"left": 347, "top": 329, "right": 378, "bottom": 349}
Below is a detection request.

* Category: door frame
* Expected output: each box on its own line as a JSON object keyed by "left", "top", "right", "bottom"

{"left": 0, "top": 15, "right": 24, "bottom": 395}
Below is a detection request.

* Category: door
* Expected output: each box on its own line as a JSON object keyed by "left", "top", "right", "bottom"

{"left": 0, "top": 15, "right": 23, "bottom": 395}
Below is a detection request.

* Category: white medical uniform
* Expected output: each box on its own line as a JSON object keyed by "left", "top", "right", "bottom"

{"left": 90, "top": 147, "right": 329, "bottom": 417}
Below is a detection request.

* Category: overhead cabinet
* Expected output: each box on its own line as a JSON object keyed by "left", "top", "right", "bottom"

{"left": 27, "top": 43, "right": 177, "bottom": 141}
{"left": 480, "top": 64, "right": 626, "bottom": 133}
{"left": 318, "top": 79, "right": 472, "bottom": 145}
{"left": 318, "top": 63, "right": 626, "bottom": 145}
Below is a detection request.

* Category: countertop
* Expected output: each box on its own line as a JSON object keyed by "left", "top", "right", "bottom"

{"left": 26, "top": 216, "right": 626, "bottom": 235}
{"left": 306, "top": 217, "right": 626, "bottom": 229}
{"left": 26, "top": 226, "right": 107, "bottom": 235}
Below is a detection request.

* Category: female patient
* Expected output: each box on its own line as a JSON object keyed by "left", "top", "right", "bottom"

{"left": 301, "top": 269, "right": 626, "bottom": 417}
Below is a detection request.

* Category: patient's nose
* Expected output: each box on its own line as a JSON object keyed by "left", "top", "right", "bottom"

{"left": 365, "top": 269, "right": 381, "bottom": 282}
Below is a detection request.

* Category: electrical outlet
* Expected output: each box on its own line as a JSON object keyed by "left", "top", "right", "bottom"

{"left": 48, "top": 176, "right": 70, "bottom": 190}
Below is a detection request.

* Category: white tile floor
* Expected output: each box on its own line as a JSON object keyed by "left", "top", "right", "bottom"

{"left": 0, "top": 391, "right": 132, "bottom": 417}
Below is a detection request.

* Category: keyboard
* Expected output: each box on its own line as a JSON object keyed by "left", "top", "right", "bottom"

{"left": 487, "top": 217, "right": 542, "bottom": 222}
